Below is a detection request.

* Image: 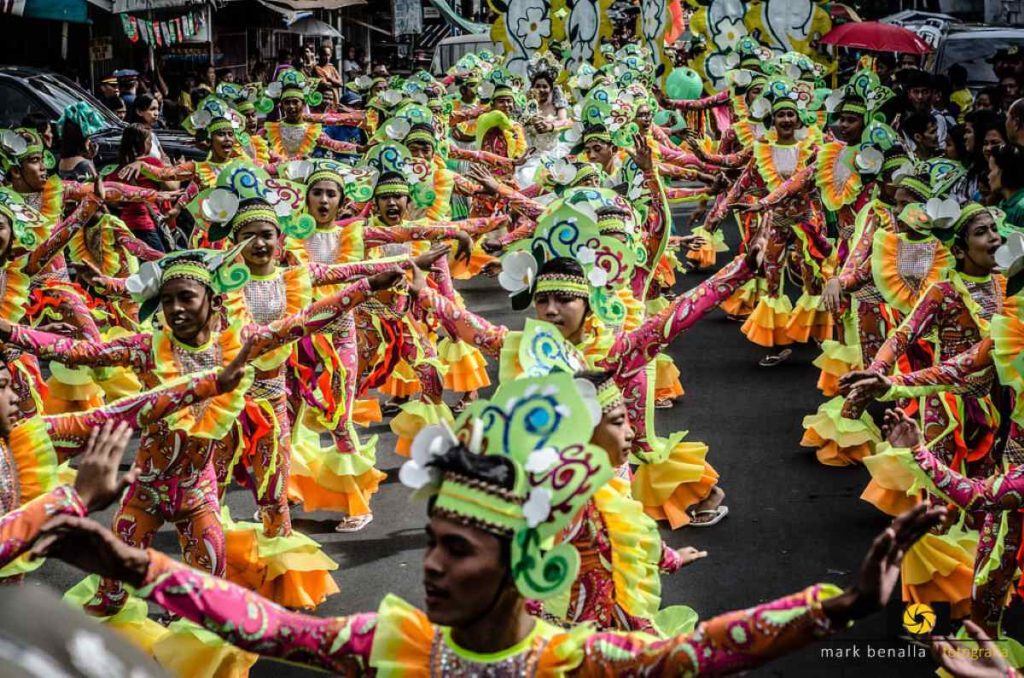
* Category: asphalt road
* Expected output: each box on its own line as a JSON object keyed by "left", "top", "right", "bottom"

{"left": 32, "top": 211, "right": 1022, "bottom": 676}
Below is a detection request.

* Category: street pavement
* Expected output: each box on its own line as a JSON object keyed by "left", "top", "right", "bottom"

{"left": 32, "top": 213, "right": 1023, "bottom": 676}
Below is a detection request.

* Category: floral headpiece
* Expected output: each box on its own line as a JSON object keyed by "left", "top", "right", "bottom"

{"left": 749, "top": 77, "right": 816, "bottom": 125}
{"left": 126, "top": 244, "right": 250, "bottom": 322}
{"left": 478, "top": 67, "right": 518, "bottom": 103}
{"left": 399, "top": 372, "right": 612, "bottom": 601}
{"left": 0, "top": 187, "right": 48, "bottom": 255}
{"left": 853, "top": 122, "right": 903, "bottom": 176}
{"left": 941, "top": 202, "right": 1005, "bottom": 245}
{"left": 183, "top": 96, "right": 245, "bottom": 137}
{"left": 262, "top": 68, "right": 322, "bottom": 108}
{"left": 500, "top": 187, "right": 643, "bottom": 326}
{"left": 893, "top": 158, "right": 966, "bottom": 202}
{"left": 216, "top": 82, "right": 262, "bottom": 114}
{"left": 190, "top": 160, "right": 311, "bottom": 243}
{"left": 360, "top": 142, "right": 435, "bottom": 208}
{"left": 531, "top": 158, "right": 600, "bottom": 196}
{"left": 57, "top": 102, "right": 105, "bottom": 138}
{"left": 0, "top": 128, "right": 54, "bottom": 173}
{"left": 526, "top": 51, "right": 561, "bottom": 84}
{"left": 824, "top": 68, "right": 894, "bottom": 122}
{"left": 372, "top": 103, "right": 436, "bottom": 145}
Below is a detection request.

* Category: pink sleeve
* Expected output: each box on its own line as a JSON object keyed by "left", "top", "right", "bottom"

{"left": 7, "top": 326, "right": 151, "bottom": 372}
{"left": 611, "top": 256, "right": 752, "bottom": 377}
{"left": 417, "top": 286, "right": 507, "bottom": 358}
{"left": 0, "top": 486, "right": 86, "bottom": 569}
{"left": 139, "top": 550, "right": 376, "bottom": 674}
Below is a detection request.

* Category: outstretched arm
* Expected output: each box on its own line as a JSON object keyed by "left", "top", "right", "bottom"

{"left": 867, "top": 284, "right": 945, "bottom": 374}
{"left": 0, "top": 325, "right": 150, "bottom": 372}
{"left": 22, "top": 197, "right": 101, "bottom": 275}
{"left": 416, "top": 286, "right": 508, "bottom": 358}
{"left": 44, "top": 370, "right": 223, "bottom": 455}
{"left": 316, "top": 133, "right": 360, "bottom": 155}
{"left": 612, "top": 256, "right": 753, "bottom": 377}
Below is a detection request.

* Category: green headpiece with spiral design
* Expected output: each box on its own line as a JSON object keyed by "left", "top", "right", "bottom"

{"left": 399, "top": 372, "right": 611, "bottom": 600}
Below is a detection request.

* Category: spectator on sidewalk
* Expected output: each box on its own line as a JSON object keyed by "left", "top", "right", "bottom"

{"left": 315, "top": 43, "right": 343, "bottom": 95}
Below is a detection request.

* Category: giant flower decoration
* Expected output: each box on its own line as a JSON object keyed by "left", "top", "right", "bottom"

{"left": 517, "top": 5, "right": 551, "bottom": 50}
{"left": 713, "top": 16, "right": 748, "bottom": 51}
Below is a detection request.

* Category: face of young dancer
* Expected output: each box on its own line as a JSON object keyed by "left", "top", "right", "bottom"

{"left": 307, "top": 180, "right": 342, "bottom": 225}
{"left": 210, "top": 128, "right": 236, "bottom": 162}
{"left": 635, "top": 105, "right": 652, "bottom": 133}
{"left": 744, "top": 83, "right": 764, "bottom": 108}
{"left": 235, "top": 221, "right": 279, "bottom": 271}
{"left": 281, "top": 97, "right": 304, "bottom": 124}
{"left": 772, "top": 108, "right": 799, "bottom": 140}
{"left": 245, "top": 109, "right": 259, "bottom": 133}
{"left": 493, "top": 95, "right": 514, "bottom": 116}
{"left": 954, "top": 212, "right": 1002, "bottom": 274}
{"left": 590, "top": 402, "right": 634, "bottom": 468}
{"left": 375, "top": 193, "right": 409, "bottom": 226}
{"left": 0, "top": 366, "right": 17, "bottom": 440}
{"left": 893, "top": 186, "right": 917, "bottom": 213}
{"left": 533, "top": 292, "right": 587, "bottom": 343}
{"left": 407, "top": 140, "right": 434, "bottom": 161}
{"left": 159, "top": 278, "right": 221, "bottom": 346}
{"left": 583, "top": 139, "right": 613, "bottom": 167}
{"left": 836, "top": 112, "right": 864, "bottom": 145}
{"left": 423, "top": 515, "right": 515, "bottom": 626}
{"left": 12, "top": 154, "right": 47, "bottom": 192}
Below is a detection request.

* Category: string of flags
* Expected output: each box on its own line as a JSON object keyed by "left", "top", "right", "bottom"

{"left": 119, "top": 11, "right": 204, "bottom": 47}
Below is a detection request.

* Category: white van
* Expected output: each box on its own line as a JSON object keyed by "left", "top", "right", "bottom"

{"left": 432, "top": 34, "right": 503, "bottom": 75}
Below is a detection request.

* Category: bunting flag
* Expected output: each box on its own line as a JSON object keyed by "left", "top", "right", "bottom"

{"left": 118, "top": 9, "right": 203, "bottom": 46}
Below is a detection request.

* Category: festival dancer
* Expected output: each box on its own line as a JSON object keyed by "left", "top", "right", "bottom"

{"left": 33, "top": 424, "right": 946, "bottom": 675}
{"left": 260, "top": 69, "right": 361, "bottom": 161}
{"left": 0, "top": 244, "right": 405, "bottom": 615}
{"left": 838, "top": 202, "right": 1007, "bottom": 619}
{"left": 704, "top": 77, "right": 831, "bottom": 366}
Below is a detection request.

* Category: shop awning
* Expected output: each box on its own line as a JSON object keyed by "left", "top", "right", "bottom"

{"left": 261, "top": 0, "right": 364, "bottom": 9}
{"left": 3, "top": 0, "right": 90, "bottom": 22}
{"left": 112, "top": 0, "right": 210, "bottom": 11}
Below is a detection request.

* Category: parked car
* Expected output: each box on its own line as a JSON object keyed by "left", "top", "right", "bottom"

{"left": 431, "top": 34, "right": 503, "bottom": 75}
{"left": 929, "top": 27, "right": 1024, "bottom": 90}
{"left": 0, "top": 65, "right": 203, "bottom": 167}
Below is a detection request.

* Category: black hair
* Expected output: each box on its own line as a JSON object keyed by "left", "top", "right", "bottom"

{"left": 530, "top": 70, "right": 554, "bottom": 88}
{"left": 876, "top": 53, "right": 896, "bottom": 70}
{"left": 537, "top": 256, "right": 585, "bottom": 279}
{"left": 59, "top": 117, "right": 89, "bottom": 158}
{"left": 128, "top": 94, "right": 157, "bottom": 125}
{"left": 931, "top": 74, "right": 952, "bottom": 103}
{"left": 104, "top": 95, "right": 126, "bottom": 112}
{"left": 992, "top": 142, "right": 1024, "bottom": 192}
{"left": 949, "top": 64, "right": 968, "bottom": 89}
{"left": 977, "top": 86, "right": 1002, "bottom": 111}
{"left": 945, "top": 124, "right": 967, "bottom": 161}
{"left": 898, "top": 68, "right": 932, "bottom": 91}
{"left": 117, "top": 123, "right": 151, "bottom": 166}
{"left": 20, "top": 112, "right": 51, "bottom": 143}
{"left": 902, "top": 111, "right": 933, "bottom": 139}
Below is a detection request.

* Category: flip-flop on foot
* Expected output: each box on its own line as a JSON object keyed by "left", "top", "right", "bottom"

{"left": 335, "top": 514, "right": 374, "bottom": 533}
{"left": 687, "top": 505, "right": 729, "bottom": 528}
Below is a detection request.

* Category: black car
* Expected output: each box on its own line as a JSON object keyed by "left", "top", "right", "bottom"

{"left": 0, "top": 65, "right": 203, "bottom": 167}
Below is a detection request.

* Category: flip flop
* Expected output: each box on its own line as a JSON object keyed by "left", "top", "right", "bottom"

{"left": 687, "top": 505, "right": 729, "bottom": 528}
{"left": 758, "top": 349, "right": 792, "bottom": 368}
{"left": 654, "top": 398, "right": 675, "bottom": 409}
{"left": 335, "top": 514, "right": 374, "bottom": 533}
{"left": 381, "top": 402, "right": 402, "bottom": 417}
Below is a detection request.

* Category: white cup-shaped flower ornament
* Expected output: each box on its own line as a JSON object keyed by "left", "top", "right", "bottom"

{"left": 201, "top": 188, "right": 240, "bottom": 223}
{"left": 498, "top": 250, "right": 538, "bottom": 295}
{"left": 522, "top": 487, "right": 553, "bottom": 528}
{"left": 855, "top": 146, "right": 884, "bottom": 175}
{"left": 478, "top": 81, "right": 496, "bottom": 101}
{"left": 924, "top": 197, "right": 961, "bottom": 229}
{"left": 385, "top": 117, "right": 412, "bottom": 141}
{"left": 996, "top": 231, "right": 1024, "bottom": 279}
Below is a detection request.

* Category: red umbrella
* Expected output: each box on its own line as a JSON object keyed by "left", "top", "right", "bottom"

{"left": 821, "top": 21, "right": 932, "bottom": 54}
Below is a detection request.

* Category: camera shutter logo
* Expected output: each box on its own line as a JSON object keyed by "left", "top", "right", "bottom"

{"left": 902, "top": 603, "right": 936, "bottom": 634}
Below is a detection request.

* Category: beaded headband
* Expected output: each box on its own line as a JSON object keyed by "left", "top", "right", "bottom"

{"left": 207, "top": 118, "right": 235, "bottom": 134}
{"left": 228, "top": 201, "right": 279, "bottom": 237}
{"left": 534, "top": 274, "right": 590, "bottom": 299}
{"left": 404, "top": 128, "right": 436, "bottom": 148}
{"left": 432, "top": 471, "right": 526, "bottom": 537}
{"left": 374, "top": 174, "right": 410, "bottom": 198}
{"left": 162, "top": 260, "right": 214, "bottom": 288}
{"left": 582, "top": 130, "right": 612, "bottom": 146}
{"left": 597, "top": 379, "right": 624, "bottom": 413}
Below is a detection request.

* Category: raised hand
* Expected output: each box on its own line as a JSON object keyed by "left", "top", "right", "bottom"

{"left": 368, "top": 267, "right": 405, "bottom": 292}
{"left": 882, "top": 409, "right": 924, "bottom": 449}
{"left": 29, "top": 515, "right": 150, "bottom": 587}
{"left": 931, "top": 620, "right": 1013, "bottom": 678}
{"left": 73, "top": 421, "right": 138, "bottom": 512}
{"left": 408, "top": 261, "right": 428, "bottom": 294}
{"left": 626, "top": 133, "right": 654, "bottom": 172}
{"left": 744, "top": 218, "right": 770, "bottom": 271}
{"left": 453, "top": 231, "right": 474, "bottom": 265}
{"left": 412, "top": 244, "right": 452, "bottom": 271}
{"left": 216, "top": 337, "right": 255, "bottom": 394}
{"left": 821, "top": 503, "right": 947, "bottom": 626}
{"left": 117, "top": 160, "right": 145, "bottom": 182}
{"left": 821, "top": 277, "right": 843, "bottom": 313}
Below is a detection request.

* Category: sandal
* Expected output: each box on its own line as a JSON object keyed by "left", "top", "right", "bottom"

{"left": 687, "top": 505, "right": 729, "bottom": 528}
{"left": 381, "top": 401, "right": 403, "bottom": 417}
{"left": 335, "top": 514, "right": 374, "bottom": 533}
{"left": 758, "top": 349, "right": 792, "bottom": 368}
{"left": 654, "top": 398, "right": 675, "bottom": 409}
